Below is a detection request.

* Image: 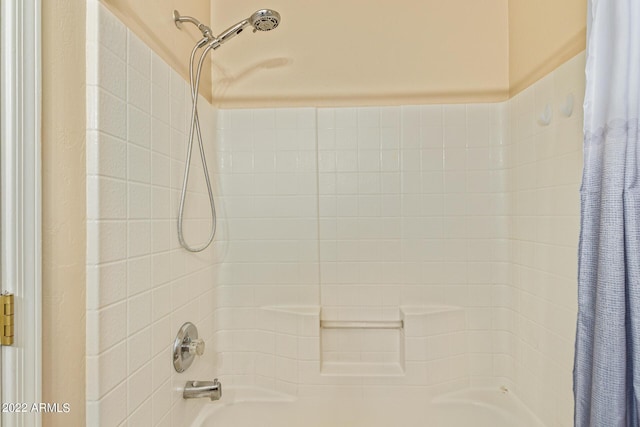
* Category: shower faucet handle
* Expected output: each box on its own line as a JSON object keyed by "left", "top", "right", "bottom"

{"left": 173, "top": 322, "right": 205, "bottom": 372}
{"left": 187, "top": 338, "right": 205, "bottom": 356}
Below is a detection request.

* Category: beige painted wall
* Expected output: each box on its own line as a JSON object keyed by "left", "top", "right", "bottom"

{"left": 41, "top": 0, "right": 86, "bottom": 426}
{"left": 210, "top": 0, "right": 510, "bottom": 107}
{"left": 96, "top": 0, "right": 587, "bottom": 107}
{"left": 101, "top": 0, "right": 212, "bottom": 99}
{"left": 509, "top": 0, "right": 587, "bottom": 96}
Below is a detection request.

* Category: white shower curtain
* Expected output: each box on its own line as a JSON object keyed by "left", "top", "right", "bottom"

{"left": 574, "top": 0, "right": 640, "bottom": 426}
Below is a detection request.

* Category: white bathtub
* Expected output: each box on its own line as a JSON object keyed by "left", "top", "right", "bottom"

{"left": 190, "top": 387, "right": 545, "bottom": 427}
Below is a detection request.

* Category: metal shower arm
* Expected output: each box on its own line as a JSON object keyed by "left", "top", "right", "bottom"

{"left": 173, "top": 10, "right": 214, "bottom": 40}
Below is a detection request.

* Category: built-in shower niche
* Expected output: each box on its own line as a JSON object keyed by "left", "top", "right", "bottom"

{"left": 320, "top": 319, "right": 405, "bottom": 376}
{"left": 319, "top": 306, "right": 466, "bottom": 377}
{"left": 255, "top": 305, "right": 466, "bottom": 391}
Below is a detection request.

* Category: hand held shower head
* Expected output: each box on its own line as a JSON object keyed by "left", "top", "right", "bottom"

{"left": 249, "top": 9, "right": 281, "bottom": 32}
{"left": 209, "top": 9, "right": 281, "bottom": 49}
{"left": 174, "top": 8, "right": 281, "bottom": 252}
{"left": 211, "top": 19, "right": 251, "bottom": 48}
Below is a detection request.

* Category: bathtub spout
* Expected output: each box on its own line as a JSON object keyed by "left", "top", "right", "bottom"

{"left": 183, "top": 379, "right": 222, "bottom": 401}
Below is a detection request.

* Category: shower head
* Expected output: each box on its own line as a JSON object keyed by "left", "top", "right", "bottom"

{"left": 210, "top": 9, "right": 281, "bottom": 49}
{"left": 249, "top": 9, "right": 281, "bottom": 32}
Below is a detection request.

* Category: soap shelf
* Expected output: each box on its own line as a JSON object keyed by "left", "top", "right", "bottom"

{"left": 320, "top": 318, "right": 405, "bottom": 376}
{"left": 320, "top": 320, "right": 404, "bottom": 330}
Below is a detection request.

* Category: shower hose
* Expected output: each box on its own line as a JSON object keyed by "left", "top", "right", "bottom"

{"left": 177, "top": 38, "right": 217, "bottom": 252}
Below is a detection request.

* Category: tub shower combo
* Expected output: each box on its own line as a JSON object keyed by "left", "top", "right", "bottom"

{"left": 165, "top": 7, "right": 578, "bottom": 427}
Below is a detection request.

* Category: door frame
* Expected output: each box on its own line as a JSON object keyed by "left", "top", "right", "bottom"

{"left": 1, "top": 0, "right": 42, "bottom": 425}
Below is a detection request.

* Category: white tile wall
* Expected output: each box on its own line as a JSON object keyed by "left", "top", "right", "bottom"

{"left": 215, "top": 102, "right": 511, "bottom": 396}
{"left": 507, "top": 53, "right": 584, "bottom": 427}
{"left": 317, "top": 104, "right": 508, "bottom": 316}
{"left": 86, "top": 3, "right": 218, "bottom": 426}
{"left": 214, "top": 55, "right": 584, "bottom": 425}
{"left": 212, "top": 107, "right": 321, "bottom": 392}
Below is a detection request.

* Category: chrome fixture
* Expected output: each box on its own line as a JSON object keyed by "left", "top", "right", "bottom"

{"left": 173, "top": 322, "right": 205, "bottom": 373}
{"left": 184, "top": 379, "right": 222, "bottom": 401}
{"left": 173, "top": 9, "right": 281, "bottom": 50}
{"left": 173, "top": 10, "right": 214, "bottom": 41}
{"left": 172, "top": 8, "right": 282, "bottom": 252}
{"left": 250, "top": 9, "right": 281, "bottom": 31}
{"left": 207, "top": 9, "right": 281, "bottom": 50}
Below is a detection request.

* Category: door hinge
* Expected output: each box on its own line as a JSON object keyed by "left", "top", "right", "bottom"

{"left": 1, "top": 293, "right": 14, "bottom": 345}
